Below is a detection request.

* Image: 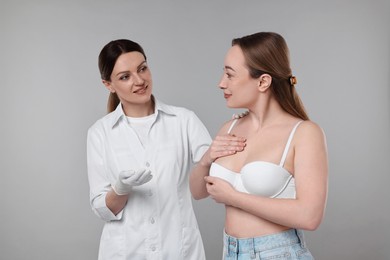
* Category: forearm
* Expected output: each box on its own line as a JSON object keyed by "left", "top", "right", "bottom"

{"left": 230, "top": 193, "right": 325, "bottom": 231}
{"left": 190, "top": 152, "right": 212, "bottom": 200}
{"left": 106, "top": 189, "right": 128, "bottom": 215}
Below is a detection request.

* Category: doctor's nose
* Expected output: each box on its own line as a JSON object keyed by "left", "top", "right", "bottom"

{"left": 133, "top": 73, "right": 145, "bottom": 85}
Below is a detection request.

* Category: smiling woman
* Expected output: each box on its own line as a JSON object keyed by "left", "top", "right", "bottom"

{"left": 87, "top": 39, "right": 212, "bottom": 260}
{"left": 103, "top": 52, "right": 153, "bottom": 117}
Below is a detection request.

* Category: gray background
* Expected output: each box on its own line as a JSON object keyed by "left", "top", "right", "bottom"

{"left": 1, "top": 1, "right": 389, "bottom": 259}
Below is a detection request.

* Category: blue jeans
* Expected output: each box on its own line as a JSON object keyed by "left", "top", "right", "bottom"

{"left": 223, "top": 229, "right": 314, "bottom": 260}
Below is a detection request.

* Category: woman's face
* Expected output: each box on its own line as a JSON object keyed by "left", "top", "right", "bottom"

{"left": 104, "top": 51, "right": 153, "bottom": 107}
{"left": 218, "top": 45, "right": 259, "bottom": 108}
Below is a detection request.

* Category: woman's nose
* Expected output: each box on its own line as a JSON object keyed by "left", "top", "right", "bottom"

{"left": 218, "top": 77, "right": 226, "bottom": 89}
{"left": 133, "top": 73, "right": 144, "bottom": 85}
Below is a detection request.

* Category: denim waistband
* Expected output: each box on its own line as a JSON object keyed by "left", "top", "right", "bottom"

{"left": 224, "top": 229, "right": 306, "bottom": 254}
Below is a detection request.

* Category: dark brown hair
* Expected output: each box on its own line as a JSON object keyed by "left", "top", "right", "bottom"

{"left": 98, "top": 39, "right": 147, "bottom": 113}
{"left": 232, "top": 32, "right": 309, "bottom": 120}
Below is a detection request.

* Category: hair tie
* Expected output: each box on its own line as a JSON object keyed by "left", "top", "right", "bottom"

{"left": 289, "top": 76, "right": 297, "bottom": 86}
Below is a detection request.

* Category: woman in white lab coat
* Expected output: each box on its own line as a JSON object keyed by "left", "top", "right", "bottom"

{"left": 87, "top": 39, "right": 211, "bottom": 260}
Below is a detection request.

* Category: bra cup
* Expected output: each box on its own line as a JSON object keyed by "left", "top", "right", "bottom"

{"left": 210, "top": 119, "right": 302, "bottom": 198}
{"left": 241, "top": 162, "right": 292, "bottom": 197}
{"left": 209, "top": 162, "right": 295, "bottom": 198}
{"left": 210, "top": 163, "right": 238, "bottom": 183}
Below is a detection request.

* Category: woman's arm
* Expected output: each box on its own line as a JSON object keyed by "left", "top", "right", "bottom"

{"left": 190, "top": 122, "right": 246, "bottom": 200}
{"left": 205, "top": 121, "right": 328, "bottom": 230}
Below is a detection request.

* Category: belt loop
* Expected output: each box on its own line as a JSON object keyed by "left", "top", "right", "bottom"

{"left": 250, "top": 238, "right": 256, "bottom": 259}
{"left": 295, "top": 229, "right": 306, "bottom": 248}
{"left": 227, "top": 234, "right": 236, "bottom": 257}
{"left": 226, "top": 233, "right": 231, "bottom": 257}
{"left": 233, "top": 236, "right": 238, "bottom": 256}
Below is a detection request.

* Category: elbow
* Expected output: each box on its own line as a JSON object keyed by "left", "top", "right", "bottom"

{"left": 191, "top": 190, "right": 209, "bottom": 200}
{"left": 302, "top": 219, "right": 321, "bottom": 231}
{"left": 189, "top": 183, "right": 209, "bottom": 200}
{"left": 300, "top": 211, "right": 324, "bottom": 231}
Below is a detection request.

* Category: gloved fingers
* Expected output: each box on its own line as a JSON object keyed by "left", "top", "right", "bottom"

{"left": 131, "top": 169, "right": 152, "bottom": 186}
{"left": 120, "top": 169, "right": 144, "bottom": 184}
{"left": 118, "top": 169, "right": 136, "bottom": 181}
{"left": 121, "top": 168, "right": 148, "bottom": 185}
{"left": 136, "top": 171, "right": 153, "bottom": 185}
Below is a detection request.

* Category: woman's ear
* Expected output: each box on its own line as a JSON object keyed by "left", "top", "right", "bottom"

{"left": 258, "top": 74, "right": 272, "bottom": 92}
{"left": 103, "top": 80, "right": 115, "bottom": 93}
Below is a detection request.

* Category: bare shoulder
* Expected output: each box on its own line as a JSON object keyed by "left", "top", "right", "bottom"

{"left": 295, "top": 120, "right": 327, "bottom": 145}
{"left": 297, "top": 120, "right": 324, "bottom": 132}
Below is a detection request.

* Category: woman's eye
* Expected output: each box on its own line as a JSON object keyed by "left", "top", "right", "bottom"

{"left": 119, "top": 74, "right": 130, "bottom": 80}
{"left": 139, "top": 66, "right": 148, "bottom": 73}
{"left": 226, "top": 73, "right": 232, "bottom": 79}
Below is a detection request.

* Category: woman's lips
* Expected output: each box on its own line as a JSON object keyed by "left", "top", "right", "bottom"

{"left": 133, "top": 86, "right": 148, "bottom": 94}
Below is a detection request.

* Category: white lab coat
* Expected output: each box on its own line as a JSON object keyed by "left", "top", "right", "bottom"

{"left": 87, "top": 98, "right": 211, "bottom": 260}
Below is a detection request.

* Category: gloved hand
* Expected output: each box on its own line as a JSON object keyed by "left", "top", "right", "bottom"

{"left": 112, "top": 168, "right": 153, "bottom": 195}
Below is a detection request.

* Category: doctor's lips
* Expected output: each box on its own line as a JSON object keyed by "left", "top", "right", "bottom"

{"left": 133, "top": 85, "right": 148, "bottom": 94}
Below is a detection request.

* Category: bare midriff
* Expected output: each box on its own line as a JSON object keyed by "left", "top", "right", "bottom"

{"left": 224, "top": 205, "right": 290, "bottom": 238}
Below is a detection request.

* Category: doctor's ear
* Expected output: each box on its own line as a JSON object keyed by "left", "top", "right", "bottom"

{"left": 258, "top": 74, "right": 272, "bottom": 92}
{"left": 103, "top": 80, "right": 116, "bottom": 93}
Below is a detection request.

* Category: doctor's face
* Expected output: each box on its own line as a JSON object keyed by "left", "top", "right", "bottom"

{"left": 103, "top": 51, "right": 153, "bottom": 107}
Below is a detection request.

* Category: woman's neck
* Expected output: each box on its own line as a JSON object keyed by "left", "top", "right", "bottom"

{"left": 122, "top": 99, "right": 155, "bottom": 118}
{"left": 248, "top": 96, "right": 289, "bottom": 129}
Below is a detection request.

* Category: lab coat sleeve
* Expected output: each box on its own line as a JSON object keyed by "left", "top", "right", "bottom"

{"left": 87, "top": 125, "right": 124, "bottom": 221}
{"left": 187, "top": 111, "right": 212, "bottom": 164}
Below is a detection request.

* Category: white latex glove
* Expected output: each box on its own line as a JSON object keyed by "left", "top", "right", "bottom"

{"left": 112, "top": 168, "right": 153, "bottom": 195}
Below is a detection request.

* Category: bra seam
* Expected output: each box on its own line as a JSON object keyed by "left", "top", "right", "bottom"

{"left": 270, "top": 175, "right": 293, "bottom": 198}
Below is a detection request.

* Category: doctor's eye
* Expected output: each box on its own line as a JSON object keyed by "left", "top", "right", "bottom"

{"left": 119, "top": 74, "right": 130, "bottom": 81}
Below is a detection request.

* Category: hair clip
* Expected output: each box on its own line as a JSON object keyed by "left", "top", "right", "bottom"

{"left": 289, "top": 76, "right": 297, "bottom": 86}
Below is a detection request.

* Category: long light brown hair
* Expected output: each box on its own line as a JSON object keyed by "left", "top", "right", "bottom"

{"left": 232, "top": 32, "right": 309, "bottom": 120}
{"left": 98, "top": 39, "right": 147, "bottom": 113}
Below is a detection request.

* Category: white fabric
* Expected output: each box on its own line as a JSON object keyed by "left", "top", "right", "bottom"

{"left": 126, "top": 113, "right": 156, "bottom": 147}
{"left": 87, "top": 98, "right": 211, "bottom": 260}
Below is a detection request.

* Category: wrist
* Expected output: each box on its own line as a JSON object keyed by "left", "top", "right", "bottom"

{"left": 199, "top": 158, "right": 213, "bottom": 168}
{"left": 112, "top": 185, "right": 132, "bottom": 196}
{"left": 228, "top": 190, "right": 241, "bottom": 208}
{"left": 199, "top": 151, "right": 213, "bottom": 168}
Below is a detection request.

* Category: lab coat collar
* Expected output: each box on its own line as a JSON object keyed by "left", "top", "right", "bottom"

{"left": 110, "top": 95, "right": 176, "bottom": 128}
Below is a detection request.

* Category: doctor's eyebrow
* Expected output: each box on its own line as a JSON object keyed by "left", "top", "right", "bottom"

{"left": 115, "top": 61, "right": 148, "bottom": 76}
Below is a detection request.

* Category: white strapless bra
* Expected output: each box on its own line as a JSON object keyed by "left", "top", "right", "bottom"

{"left": 209, "top": 120, "right": 303, "bottom": 199}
